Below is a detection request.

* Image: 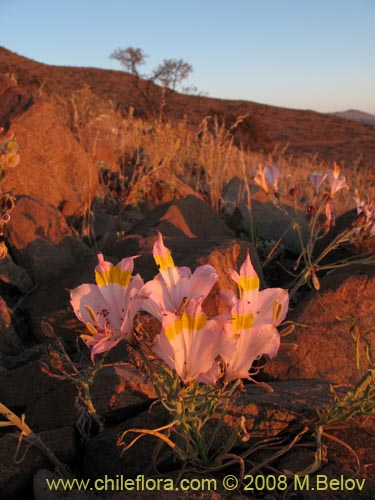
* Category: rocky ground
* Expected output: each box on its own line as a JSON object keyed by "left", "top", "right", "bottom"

{"left": 0, "top": 74, "right": 375, "bottom": 499}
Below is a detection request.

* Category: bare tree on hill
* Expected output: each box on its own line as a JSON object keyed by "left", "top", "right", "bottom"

{"left": 110, "top": 47, "right": 194, "bottom": 92}
{"left": 110, "top": 46, "right": 203, "bottom": 119}
{"left": 151, "top": 58, "right": 193, "bottom": 91}
{"left": 110, "top": 47, "right": 147, "bottom": 77}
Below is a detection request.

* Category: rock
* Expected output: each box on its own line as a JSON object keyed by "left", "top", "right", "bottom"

{"left": 152, "top": 173, "right": 205, "bottom": 204}
{"left": 0, "top": 255, "right": 33, "bottom": 294}
{"left": 222, "top": 176, "right": 309, "bottom": 254}
{"left": 0, "top": 74, "right": 33, "bottom": 127}
{"left": 129, "top": 195, "right": 233, "bottom": 239}
{"left": 0, "top": 359, "right": 59, "bottom": 409}
{"left": 226, "top": 379, "right": 334, "bottom": 440}
{"left": 0, "top": 295, "right": 24, "bottom": 355}
{"left": 91, "top": 364, "right": 156, "bottom": 421}
{"left": 221, "top": 175, "right": 252, "bottom": 215}
{"left": 0, "top": 426, "right": 76, "bottom": 500}
{"left": 26, "top": 382, "right": 78, "bottom": 432}
{"left": 278, "top": 421, "right": 375, "bottom": 499}
{"left": 1, "top": 343, "right": 46, "bottom": 370}
{"left": 19, "top": 254, "right": 98, "bottom": 345}
{"left": 91, "top": 209, "right": 118, "bottom": 241}
{"left": 27, "top": 364, "right": 156, "bottom": 431}
{"left": 2, "top": 88, "right": 98, "bottom": 217}
{"left": 265, "top": 265, "right": 375, "bottom": 384}
{"left": 5, "top": 196, "right": 93, "bottom": 285}
{"left": 82, "top": 404, "right": 171, "bottom": 479}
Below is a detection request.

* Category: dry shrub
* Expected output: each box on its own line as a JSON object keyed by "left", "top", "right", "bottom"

{"left": 44, "top": 85, "right": 375, "bottom": 215}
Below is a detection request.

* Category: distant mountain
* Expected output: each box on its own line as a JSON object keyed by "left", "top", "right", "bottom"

{"left": 332, "top": 109, "right": 375, "bottom": 125}
{"left": 1, "top": 46, "right": 375, "bottom": 168}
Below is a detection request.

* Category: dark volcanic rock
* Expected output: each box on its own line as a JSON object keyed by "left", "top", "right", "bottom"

{"left": 0, "top": 359, "right": 59, "bottom": 409}
{"left": 19, "top": 254, "right": 97, "bottom": 345}
{"left": 129, "top": 195, "right": 233, "bottom": 239}
{"left": 0, "top": 426, "right": 76, "bottom": 500}
{"left": 222, "top": 176, "right": 309, "bottom": 254}
{"left": 5, "top": 196, "right": 93, "bottom": 285}
{"left": 0, "top": 255, "right": 33, "bottom": 294}
{"left": 27, "top": 365, "right": 156, "bottom": 431}
{"left": 0, "top": 296, "right": 24, "bottom": 355}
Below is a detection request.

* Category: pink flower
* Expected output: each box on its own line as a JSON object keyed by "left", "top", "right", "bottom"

{"left": 309, "top": 172, "right": 327, "bottom": 195}
{"left": 152, "top": 298, "right": 224, "bottom": 384}
{"left": 327, "top": 163, "right": 349, "bottom": 197}
{"left": 264, "top": 165, "right": 280, "bottom": 192}
{"left": 140, "top": 232, "right": 219, "bottom": 320}
{"left": 253, "top": 165, "right": 280, "bottom": 194}
{"left": 70, "top": 253, "right": 144, "bottom": 360}
{"left": 219, "top": 252, "right": 289, "bottom": 382}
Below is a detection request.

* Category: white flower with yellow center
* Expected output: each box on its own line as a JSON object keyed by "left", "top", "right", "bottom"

{"left": 70, "top": 253, "right": 144, "bottom": 359}
{"left": 219, "top": 252, "right": 289, "bottom": 382}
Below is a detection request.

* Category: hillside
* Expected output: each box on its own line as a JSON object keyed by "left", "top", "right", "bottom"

{"left": 332, "top": 109, "right": 375, "bottom": 125}
{"left": 1, "top": 46, "right": 375, "bottom": 168}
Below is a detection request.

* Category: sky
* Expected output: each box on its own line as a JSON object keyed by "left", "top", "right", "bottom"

{"left": 1, "top": 0, "right": 375, "bottom": 114}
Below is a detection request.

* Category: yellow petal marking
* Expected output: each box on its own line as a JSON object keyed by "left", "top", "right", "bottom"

{"left": 232, "top": 313, "right": 254, "bottom": 333}
{"left": 154, "top": 252, "right": 175, "bottom": 271}
{"left": 164, "top": 313, "right": 206, "bottom": 342}
{"left": 238, "top": 275, "right": 259, "bottom": 292}
{"left": 95, "top": 266, "right": 131, "bottom": 287}
{"left": 164, "top": 318, "right": 182, "bottom": 341}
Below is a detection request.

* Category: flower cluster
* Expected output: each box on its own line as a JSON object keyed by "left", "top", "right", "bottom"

{"left": 254, "top": 162, "right": 349, "bottom": 232}
{"left": 70, "top": 232, "right": 289, "bottom": 385}
{"left": 251, "top": 161, "right": 375, "bottom": 297}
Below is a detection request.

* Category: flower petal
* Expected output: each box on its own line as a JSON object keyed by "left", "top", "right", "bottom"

{"left": 153, "top": 232, "right": 180, "bottom": 289}
{"left": 152, "top": 300, "right": 223, "bottom": 383}
{"left": 250, "top": 288, "right": 289, "bottom": 327}
{"left": 222, "top": 324, "right": 280, "bottom": 382}
{"left": 229, "top": 251, "right": 260, "bottom": 301}
{"left": 95, "top": 253, "right": 135, "bottom": 287}
{"left": 187, "top": 264, "right": 219, "bottom": 300}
